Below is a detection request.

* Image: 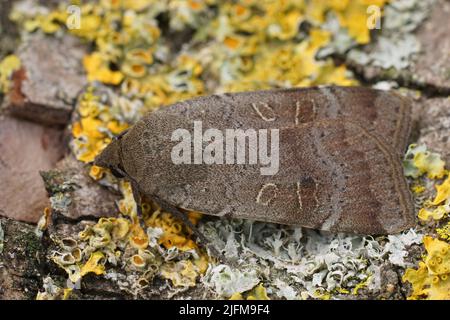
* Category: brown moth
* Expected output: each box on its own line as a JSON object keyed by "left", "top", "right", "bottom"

{"left": 95, "top": 86, "right": 415, "bottom": 235}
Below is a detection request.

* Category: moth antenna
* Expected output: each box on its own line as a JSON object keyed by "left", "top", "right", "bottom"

{"left": 152, "top": 195, "right": 227, "bottom": 264}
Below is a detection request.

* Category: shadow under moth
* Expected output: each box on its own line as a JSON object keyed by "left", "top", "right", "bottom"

{"left": 95, "top": 86, "right": 415, "bottom": 237}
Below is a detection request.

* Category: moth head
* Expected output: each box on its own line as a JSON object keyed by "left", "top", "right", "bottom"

{"left": 94, "top": 139, "right": 125, "bottom": 178}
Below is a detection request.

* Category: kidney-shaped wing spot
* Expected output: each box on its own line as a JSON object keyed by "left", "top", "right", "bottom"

{"left": 255, "top": 183, "right": 279, "bottom": 206}
{"left": 251, "top": 102, "right": 277, "bottom": 122}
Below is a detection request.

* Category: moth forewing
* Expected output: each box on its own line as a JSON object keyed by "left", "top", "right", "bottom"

{"left": 96, "top": 86, "right": 415, "bottom": 235}
{"left": 150, "top": 86, "right": 411, "bottom": 152}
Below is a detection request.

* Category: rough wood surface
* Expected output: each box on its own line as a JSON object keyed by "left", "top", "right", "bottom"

{"left": 41, "top": 156, "right": 120, "bottom": 221}
{"left": 0, "top": 115, "right": 65, "bottom": 223}
{"left": 415, "top": 97, "right": 450, "bottom": 163}
{"left": 5, "top": 33, "right": 87, "bottom": 125}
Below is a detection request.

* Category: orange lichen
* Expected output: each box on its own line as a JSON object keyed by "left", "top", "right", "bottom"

{"left": 145, "top": 210, "right": 198, "bottom": 251}
{"left": 89, "top": 165, "right": 105, "bottom": 181}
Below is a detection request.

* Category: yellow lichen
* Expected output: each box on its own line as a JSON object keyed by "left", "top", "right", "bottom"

{"left": 70, "top": 87, "right": 129, "bottom": 163}
{"left": 160, "top": 260, "right": 200, "bottom": 287}
{"left": 50, "top": 248, "right": 104, "bottom": 284}
{"left": 229, "top": 283, "right": 270, "bottom": 300}
{"left": 417, "top": 173, "right": 450, "bottom": 222}
{"left": 80, "top": 251, "right": 106, "bottom": 279}
{"left": 247, "top": 284, "right": 270, "bottom": 300}
{"left": 314, "top": 290, "right": 331, "bottom": 300}
{"left": 119, "top": 180, "right": 200, "bottom": 252}
{"left": 63, "top": 288, "right": 72, "bottom": 300}
{"left": 84, "top": 53, "right": 124, "bottom": 85}
{"left": 411, "top": 184, "right": 426, "bottom": 194}
{"left": 146, "top": 209, "right": 199, "bottom": 251}
{"left": 336, "top": 288, "right": 350, "bottom": 294}
{"left": 111, "top": 218, "right": 130, "bottom": 240}
{"left": 418, "top": 207, "right": 447, "bottom": 222}
{"left": 432, "top": 175, "right": 450, "bottom": 206}
{"left": 403, "top": 236, "right": 450, "bottom": 300}
{"left": 436, "top": 223, "right": 450, "bottom": 242}
{"left": 64, "top": 183, "right": 207, "bottom": 290}
{"left": 228, "top": 292, "right": 244, "bottom": 300}
{"left": 352, "top": 275, "right": 372, "bottom": 295}
{"left": 404, "top": 144, "right": 446, "bottom": 179}
{"left": 0, "top": 54, "right": 21, "bottom": 93}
